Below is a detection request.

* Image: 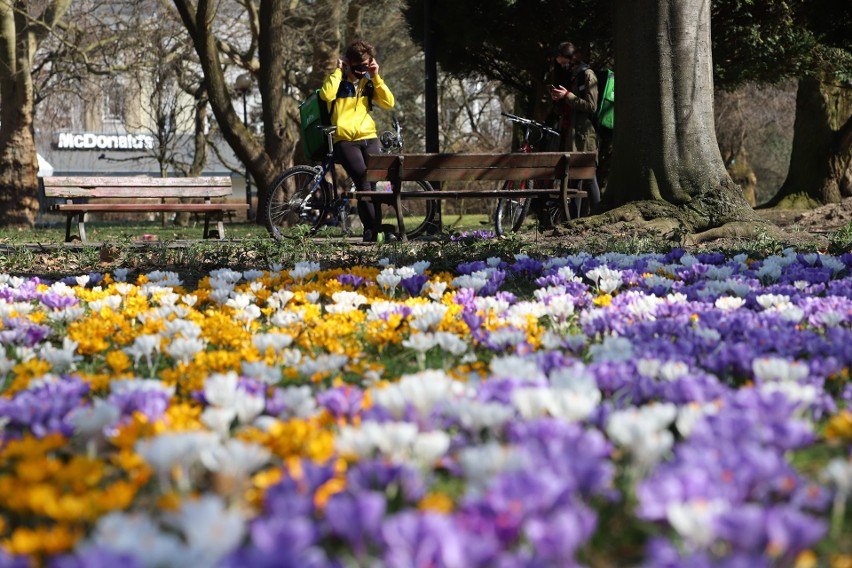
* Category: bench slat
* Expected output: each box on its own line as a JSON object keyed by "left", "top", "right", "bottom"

{"left": 43, "top": 176, "right": 233, "bottom": 199}
{"left": 365, "top": 166, "right": 596, "bottom": 183}
{"left": 46, "top": 188, "right": 235, "bottom": 198}
{"left": 53, "top": 203, "right": 249, "bottom": 213}
{"left": 367, "top": 152, "right": 596, "bottom": 169}
{"left": 364, "top": 153, "right": 597, "bottom": 183}
{"left": 355, "top": 190, "right": 587, "bottom": 200}
{"left": 43, "top": 176, "right": 232, "bottom": 187}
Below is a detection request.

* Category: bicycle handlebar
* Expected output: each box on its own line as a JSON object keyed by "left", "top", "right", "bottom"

{"left": 500, "top": 112, "right": 559, "bottom": 138}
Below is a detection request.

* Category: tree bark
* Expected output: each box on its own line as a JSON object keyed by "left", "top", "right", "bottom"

{"left": 0, "top": 0, "right": 71, "bottom": 226}
{"left": 602, "top": 0, "right": 755, "bottom": 234}
{"left": 173, "top": 0, "right": 278, "bottom": 225}
{"left": 764, "top": 77, "right": 852, "bottom": 209}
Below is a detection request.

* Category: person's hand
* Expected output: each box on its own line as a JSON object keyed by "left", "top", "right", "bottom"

{"left": 337, "top": 57, "right": 345, "bottom": 70}
{"left": 550, "top": 85, "right": 568, "bottom": 101}
{"left": 368, "top": 58, "right": 379, "bottom": 77}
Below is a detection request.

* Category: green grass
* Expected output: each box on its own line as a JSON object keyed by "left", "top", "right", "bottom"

{"left": 6, "top": 214, "right": 497, "bottom": 245}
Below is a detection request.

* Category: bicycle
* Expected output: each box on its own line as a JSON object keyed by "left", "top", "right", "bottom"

{"left": 493, "top": 112, "right": 561, "bottom": 236}
{"left": 265, "top": 115, "right": 437, "bottom": 240}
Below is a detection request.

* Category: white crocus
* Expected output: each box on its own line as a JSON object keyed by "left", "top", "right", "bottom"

{"left": 458, "top": 442, "right": 521, "bottom": 493}
{"left": 123, "top": 334, "right": 161, "bottom": 370}
{"left": 607, "top": 403, "right": 678, "bottom": 473}
{"left": 588, "top": 335, "right": 634, "bottom": 363}
{"left": 489, "top": 355, "right": 545, "bottom": 381}
{"left": 203, "top": 372, "right": 239, "bottom": 408}
{"left": 426, "top": 281, "right": 448, "bottom": 300}
{"left": 443, "top": 399, "right": 514, "bottom": 432}
{"left": 411, "top": 430, "right": 451, "bottom": 465}
{"left": 397, "top": 370, "right": 456, "bottom": 417}
{"left": 201, "top": 407, "right": 237, "bottom": 437}
{"left": 166, "top": 495, "right": 247, "bottom": 568}
{"left": 451, "top": 271, "right": 488, "bottom": 292}
{"left": 241, "top": 361, "right": 281, "bottom": 385}
{"left": 752, "top": 357, "right": 809, "bottom": 383}
{"left": 135, "top": 431, "right": 220, "bottom": 490}
{"left": 376, "top": 268, "right": 403, "bottom": 297}
{"left": 39, "top": 338, "right": 82, "bottom": 372}
{"left": 199, "top": 439, "right": 271, "bottom": 478}
{"left": 289, "top": 261, "right": 321, "bottom": 284}
{"left": 252, "top": 333, "right": 293, "bottom": 355}
{"left": 511, "top": 388, "right": 551, "bottom": 419}
{"left": 69, "top": 399, "right": 121, "bottom": 439}
{"left": 714, "top": 296, "right": 745, "bottom": 311}
{"left": 675, "top": 401, "right": 720, "bottom": 438}
{"left": 666, "top": 499, "right": 728, "bottom": 549}
{"left": 299, "top": 353, "right": 349, "bottom": 377}
{"left": 276, "top": 385, "right": 319, "bottom": 419}
{"left": 166, "top": 337, "right": 205, "bottom": 365}
{"left": 90, "top": 511, "right": 190, "bottom": 568}
{"left": 409, "top": 303, "right": 449, "bottom": 332}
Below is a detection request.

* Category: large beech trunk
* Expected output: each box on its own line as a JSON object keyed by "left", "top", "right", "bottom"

{"left": 765, "top": 77, "right": 852, "bottom": 209}
{"left": 0, "top": 1, "right": 40, "bottom": 226}
{"left": 603, "top": 0, "right": 754, "bottom": 232}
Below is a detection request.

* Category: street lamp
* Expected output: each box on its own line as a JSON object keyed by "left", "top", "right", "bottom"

{"left": 234, "top": 72, "right": 254, "bottom": 221}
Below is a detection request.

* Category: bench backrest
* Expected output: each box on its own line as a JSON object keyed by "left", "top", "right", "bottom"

{"left": 364, "top": 152, "right": 596, "bottom": 183}
{"left": 42, "top": 176, "right": 233, "bottom": 199}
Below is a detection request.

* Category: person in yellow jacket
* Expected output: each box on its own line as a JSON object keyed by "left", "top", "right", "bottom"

{"left": 320, "top": 39, "right": 395, "bottom": 241}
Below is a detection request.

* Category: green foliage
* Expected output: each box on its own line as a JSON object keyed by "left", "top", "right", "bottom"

{"left": 828, "top": 221, "right": 852, "bottom": 255}
{"left": 402, "top": 0, "right": 849, "bottom": 99}
{"left": 402, "top": 0, "right": 612, "bottom": 115}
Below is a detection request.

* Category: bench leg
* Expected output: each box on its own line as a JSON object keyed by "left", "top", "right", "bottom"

{"left": 217, "top": 219, "right": 225, "bottom": 239}
{"left": 77, "top": 213, "right": 87, "bottom": 243}
{"left": 65, "top": 215, "right": 73, "bottom": 242}
{"left": 203, "top": 215, "right": 211, "bottom": 238}
{"left": 393, "top": 194, "right": 407, "bottom": 242}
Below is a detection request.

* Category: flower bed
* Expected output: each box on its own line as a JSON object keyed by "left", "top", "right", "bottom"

{"left": 0, "top": 249, "right": 850, "bottom": 567}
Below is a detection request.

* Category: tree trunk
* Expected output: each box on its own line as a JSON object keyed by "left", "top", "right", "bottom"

{"left": 0, "top": 1, "right": 39, "bottom": 226}
{"left": 764, "top": 77, "right": 852, "bottom": 209}
{"left": 602, "top": 0, "right": 755, "bottom": 233}
{"left": 173, "top": 0, "right": 277, "bottom": 225}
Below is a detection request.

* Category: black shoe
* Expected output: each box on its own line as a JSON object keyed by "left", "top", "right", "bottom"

{"left": 362, "top": 229, "right": 376, "bottom": 242}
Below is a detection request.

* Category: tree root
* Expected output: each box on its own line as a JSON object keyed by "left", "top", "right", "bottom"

{"left": 685, "top": 220, "right": 786, "bottom": 245}
{"left": 560, "top": 201, "right": 791, "bottom": 247}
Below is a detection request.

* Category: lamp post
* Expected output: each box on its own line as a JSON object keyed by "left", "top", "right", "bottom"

{"left": 234, "top": 73, "right": 254, "bottom": 221}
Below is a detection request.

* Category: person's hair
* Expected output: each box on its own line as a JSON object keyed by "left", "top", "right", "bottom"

{"left": 346, "top": 39, "right": 375, "bottom": 63}
{"left": 556, "top": 42, "right": 575, "bottom": 59}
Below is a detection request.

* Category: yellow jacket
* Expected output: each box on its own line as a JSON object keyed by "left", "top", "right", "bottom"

{"left": 319, "top": 68, "right": 394, "bottom": 143}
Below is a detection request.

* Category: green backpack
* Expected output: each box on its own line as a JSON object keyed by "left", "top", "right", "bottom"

{"left": 299, "top": 90, "right": 331, "bottom": 162}
{"left": 596, "top": 69, "right": 615, "bottom": 130}
{"left": 299, "top": 80, "right": 376, "bottom": 162}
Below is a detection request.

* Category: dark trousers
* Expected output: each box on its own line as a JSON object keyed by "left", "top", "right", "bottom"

{"left": 334, "top": 138, "right": 381, "bottom": 232}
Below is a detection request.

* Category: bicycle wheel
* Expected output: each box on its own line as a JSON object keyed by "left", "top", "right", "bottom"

{"left": 495, "top": 179, "right": 532, "bottom": 236}
{"left": 265, "top": 166, "right": 329, "bottom": 240}
{"left": 396, "top": 180, "right": 437, "bottom": 239}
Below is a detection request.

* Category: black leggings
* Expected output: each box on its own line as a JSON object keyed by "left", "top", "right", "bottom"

{"left": 334, "top": 138, "right": 381, "bottom": 230}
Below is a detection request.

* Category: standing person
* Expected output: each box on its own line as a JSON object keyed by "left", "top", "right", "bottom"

{"left": 320, "top": 39, "right": 395, "bottom": 242}
{"left": 550, "top": 42, "right": 601, "bottom": 216}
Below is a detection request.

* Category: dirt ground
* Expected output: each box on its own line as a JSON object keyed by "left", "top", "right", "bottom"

{"left": 543, "top": 199, "right": 852, "bottom": 253}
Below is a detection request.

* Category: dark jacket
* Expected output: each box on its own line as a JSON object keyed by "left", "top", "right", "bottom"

{"left": 562, "top": 64, "right": 598, "bottom": 153}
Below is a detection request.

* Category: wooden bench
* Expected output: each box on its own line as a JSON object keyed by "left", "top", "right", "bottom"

{"left": 43, "top": 176, "right": 249, "bottom": 242}
{"left": 360, "top": 152, "right": 595, "bottom": 240}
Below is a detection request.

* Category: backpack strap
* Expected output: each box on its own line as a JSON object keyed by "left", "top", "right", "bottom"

{"left": 363, "top": 79, "right": 375, "bottom": 111}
